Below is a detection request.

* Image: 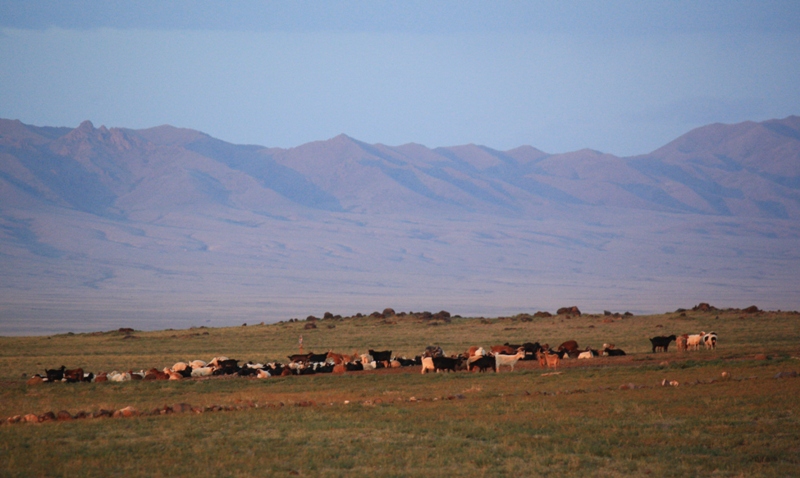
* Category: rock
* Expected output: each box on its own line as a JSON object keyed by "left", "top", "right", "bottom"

{"left": 173, "top": 403, "right": 193, "bottom": 413}
{"left": 534, "top": 311, "right": 552, "bottom": 318}
{"left": 39, "top": 411, "right": 56, "bottom": 422}
{"left": 557, "top": 306, "right": 581, "bottom": 316}
{"left": 303, "top": 322, "right": 317, "bottom": 329}
{"left": 24, "top": 414, "right": 39, "bottom": 423}
{"left": 754, "top": 354, "right": 768, "bottom": 361}
{"left": 721, "top": 371, "right": 730, "bottom": 379}
{"left": 743, "top": 305, "right": 760, "bottom": 313}
{"left": 56, "top": 410, "right": 73, "bottom": 421}
{"left": 774, "top": 371, "right": 797, "bottom": 379}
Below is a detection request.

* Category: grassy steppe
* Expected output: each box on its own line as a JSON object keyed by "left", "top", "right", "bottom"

{"left": 1, "top": 309, "right": 799, "bottom": 477}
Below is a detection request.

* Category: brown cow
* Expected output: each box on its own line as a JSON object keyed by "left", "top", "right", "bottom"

{"left": 490, "top": 345, "right": 517, "bottom": 355}
{"left": 64, "top": 368, "right": 83, "bottom": 383}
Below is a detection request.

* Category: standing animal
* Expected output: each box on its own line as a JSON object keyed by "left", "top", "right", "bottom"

{"left": 467, "top": 355, "right": 496, "bottom": 372}
{"left": 544, "top": 352, "right": 560, "bottom": 369}
{"left": 702, "top": 332, "right": 718, "bottom": 350}
{"left": 676, "top": 334, "right": 688, "bottom": 352}
{"left": 368, "top": 349, "right": 392, "bottom": 362}
{"left": 45, "top": 366, "right": 66, "bottom": 382}
{"left": 686, "top": 334, "right": 703, "bottom": 351}
{"left": 649, "top": 335, "right": 677, "bottom": 353}
{"left": 494, "top": 349, "right": 526, "bottom": 372}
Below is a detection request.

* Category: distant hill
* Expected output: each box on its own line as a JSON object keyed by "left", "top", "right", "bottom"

{"left": 1, "top": 117, "right": 798, "bottom": 335}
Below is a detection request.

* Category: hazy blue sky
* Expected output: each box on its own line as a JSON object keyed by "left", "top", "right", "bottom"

{"left": 1, "top": 1, "right": 799, "bottom": 155}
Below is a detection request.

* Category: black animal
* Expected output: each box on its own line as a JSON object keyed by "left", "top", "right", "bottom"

{"left": 432, "top": 356, "right": 464, "bottom": 372}
{"left": 396, "top": 357, "right": 417, "bottom": 367}
{"left": 45, "top": 366, "right": 66, "bottom": 382}
{"left": 603, "top": 348, "right": 626, "bottom": 356}
{"left": 649, "top": 335, "right": 677, "bottom": 353}
{"left": 307, "top": 352, "right": 329, "bottom": 363}
{"left": 467, "top": 356, "right": 496, "bottom": 372}
{"left": 368, "top": 349, "right": 392, "bottom": 362}
{"left": 345, "top": 362, "right": 364, "bottom": 371}
{"left": 213, "top": 359, "right": 240, "bottom": 375}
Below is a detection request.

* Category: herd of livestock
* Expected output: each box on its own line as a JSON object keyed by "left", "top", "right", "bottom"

{"left": 31, "top": 331, "right": 719, "bottom": 385}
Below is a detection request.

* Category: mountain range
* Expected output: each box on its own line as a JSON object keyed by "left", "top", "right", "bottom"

{"left": 1, "top": 116, "right": 799, "bottom": 335}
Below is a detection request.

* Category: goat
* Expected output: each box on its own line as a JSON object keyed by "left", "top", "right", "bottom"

{"left": 494, "top": 349, "right": 526, "bottom": 372}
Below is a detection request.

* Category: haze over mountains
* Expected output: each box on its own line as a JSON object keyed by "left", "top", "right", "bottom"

{"left": 1, "top": 116, "right": 799, "bottom": 335}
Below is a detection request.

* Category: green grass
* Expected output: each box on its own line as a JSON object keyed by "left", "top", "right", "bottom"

{"left": 1, "top": 309, "right": 799, "bottom": 476}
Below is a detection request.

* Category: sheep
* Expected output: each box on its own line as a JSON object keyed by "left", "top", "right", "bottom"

{"left": 686, "top": 334, "right": 703, "bottom": 351}
{"left": 190, "top": 366, "right": 214, "bottom": 377}
{"left": 703, "top": 332, "right": 718, "bottom": 350}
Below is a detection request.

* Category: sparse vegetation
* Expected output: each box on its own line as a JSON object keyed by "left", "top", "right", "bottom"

{"left": 1, "top": 308, "right": 799, "bottom": 476}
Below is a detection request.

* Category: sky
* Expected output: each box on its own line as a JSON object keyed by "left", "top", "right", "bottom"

{"left": 1, "top": 1, "right": 799, "bottom": 156}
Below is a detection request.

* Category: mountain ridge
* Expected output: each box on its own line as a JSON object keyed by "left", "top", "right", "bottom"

{"left": 1, "top": 116, "right": 798, "bottom": 334}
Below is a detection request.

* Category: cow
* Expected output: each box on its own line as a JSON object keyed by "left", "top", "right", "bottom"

{"left": 368, "top": 349, "right": 392, "bottom": 362}
{"left": 288, "top": 353, "right": 312, "bottom": 363}
{"left": 649, "top": 335, "right": 677, "bottom": 353}
{"left": 64, "top": 368, "right": 84, "bottom": 383}
{"left": 491, "top": 345, "right": 517, "bottom": 355}
{"left": 557, "top": 340, "right": 580, "bottom": 358}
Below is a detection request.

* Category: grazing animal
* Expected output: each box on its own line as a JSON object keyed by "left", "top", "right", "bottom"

{"left": 327, "top": 351, "right": 353, "bottom": 364}
{"left": 494, "top": 349, "right": 526, "bottom": 372}
{"left": 191, "top": 367, "right": 214, "bottom": 377}
{"left": 368, "top": 349, "right": 392, "bottom": 362}
{"left": 702, "top": 332, "right": 718, "bottom": 350}
{"left": 676, "top": 334, "right": 689, "bottom": 352}
{"left": 468, "top": 355, "right": 496, "bottom": 372}
{"left": 536, "top": 350, "right": 548, "bottom": 368}
{"left": 287, "top": 353, "right": 312, "bottom": 363}
{"left": 602, "top": 348, "right": 626, "bottom": 356}
{"left": 433, "top": 356, "right": 464, "bottom": 372}
{"left": 686, "top": 334, "right": 703, "bottom": 351}
{"left": 64, "top": 368, "right": 84, "bottom": 383}
{"left": 544, "top": 352, "right": 560, "bottom": 369}
{"left": 307, "top": 352, "right": 329, "bottom": 363}
{"left": 557, "top": 340, "right": 579, "bottom": 358}
{"left": 649, "top": 335, "right": 677, "bottom": 353}
{"left": 171, "top": 362, "right": 189, "bottom": 372}
{"left": 420, "top": 357, "right": 435, "bottom": 374}
{"left": 45, "top": 366, "right": 66, "bottom": 382}
{"left": 491, "top": 345, "right": 517, "bottom": 355}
